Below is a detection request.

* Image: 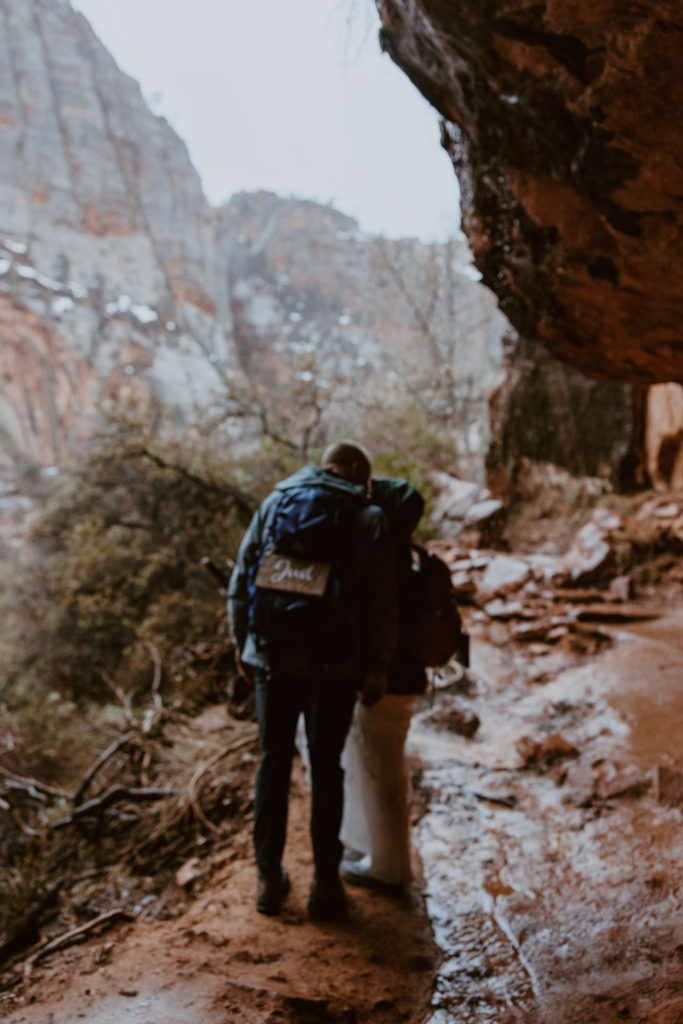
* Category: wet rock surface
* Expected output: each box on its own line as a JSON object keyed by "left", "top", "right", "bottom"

{"left": 408, "top": 504, "right": 683, "bottom": 1023}
{"left": 411, "top": 625, "right": 683, "bottom": 1023}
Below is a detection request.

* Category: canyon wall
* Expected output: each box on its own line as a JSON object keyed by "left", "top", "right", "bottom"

{"left": 0, "top": 0, "right": 235, "bottom": 468}
{"left": 1, "top": 0, "right": 658, "bottom": 495}
{"left": 375, "top": 0, "right": 683, "bottom": 385}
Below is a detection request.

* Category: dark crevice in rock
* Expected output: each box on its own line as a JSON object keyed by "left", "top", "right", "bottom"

{"left": 487, "top": 333, "right": 635, "bottom": 489}
{"left": 588, "top": 258, "right": 619, "bottom": 286}
{"left": 601, "top": 202, "right": 645, "bottom": 238}
{"left": 493, "top": 19, "right": 601, "bottom": 83}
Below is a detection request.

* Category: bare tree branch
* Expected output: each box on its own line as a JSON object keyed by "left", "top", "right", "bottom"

{"left": 130, "top": 448, "right": 255, "bottom": 518}
{"left": 72, "top": 731, "right": 137, "bottom": 806}
{"left": 25, "top": 908, "right": 135, "bottom": 970}
{"left": 50, "top": 785, "right": 178, "bottom": 831}
{"left": 0, "top": 768, "right": 70, "bottom": 802}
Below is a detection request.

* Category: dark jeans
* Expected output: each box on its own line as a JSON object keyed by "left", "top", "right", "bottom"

{"left": 253, "top": 669, "right": 357, "bottom": 879}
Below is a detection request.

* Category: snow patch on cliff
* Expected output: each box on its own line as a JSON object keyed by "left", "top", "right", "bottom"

{"left": 104, "top": 294, "right": 159, "bottom": 323}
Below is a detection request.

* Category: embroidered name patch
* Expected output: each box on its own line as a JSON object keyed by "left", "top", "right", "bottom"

{"left": 255, "top": 552, "right": 331, "bottom": 596}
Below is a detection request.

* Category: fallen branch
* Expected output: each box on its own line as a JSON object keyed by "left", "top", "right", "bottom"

{"left": 187, "top": 748, "right": 234, "bottom": 836}
{"left": 50, "top": 785, "right": 178, "bottom": 831}
{"left": 72, "top": 731, "right": 137, "bottom": 806}
{"left": 25, "top": 908, "right": 135, "bottom": 969}
{"left": 154, "top": 735, "right": 257, "bottom": 842}
{"left": 0, "top": 768, "right": 70, "bottom": 802}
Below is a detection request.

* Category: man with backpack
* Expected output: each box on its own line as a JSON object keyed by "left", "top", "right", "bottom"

{"left": 227, "top": 441, "right": 397, "bottom": 920}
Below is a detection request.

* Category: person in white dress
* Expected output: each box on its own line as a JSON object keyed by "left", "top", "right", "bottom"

{"left": 340, "top": 477, "right": 427, "bottom": 893}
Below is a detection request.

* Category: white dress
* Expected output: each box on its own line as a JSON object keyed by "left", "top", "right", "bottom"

{"left": 340, "top": 693, "right": 417, "bottom": 886}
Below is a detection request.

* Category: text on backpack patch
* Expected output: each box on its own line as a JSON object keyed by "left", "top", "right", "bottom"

{"left": 255, "top": 552, "right": 331, "bottom": 596}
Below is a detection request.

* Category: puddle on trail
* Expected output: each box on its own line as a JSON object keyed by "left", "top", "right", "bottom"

{"left": 588, "top": 612, "right": 683, "bottom": 770}
{"left": 409, "top": 615, "right": 683, "bottom": 1024}
{"left": 15, "top": 978, "right": 230, "bottom": 1024}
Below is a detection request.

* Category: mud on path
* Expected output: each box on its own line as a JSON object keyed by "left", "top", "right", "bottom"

{"left": 1, "top": 752, "right": 438, "bottom": 1024}
{"left": 5, "top": 613, "right": 681, "bottom": 1024}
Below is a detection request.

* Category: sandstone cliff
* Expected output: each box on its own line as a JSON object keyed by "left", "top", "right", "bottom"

{"left": 0, "top": 0, "right": 235, "bottom": 467}
{"left": 216, "top": 191, "right": 506, "bottom": 474}
{"left": 375, "top": 0, "right": 683, "bottom": 384}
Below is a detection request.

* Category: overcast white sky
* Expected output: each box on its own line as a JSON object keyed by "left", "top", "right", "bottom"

{"left": 71, "top": 0, "right": 462, "bottom": 241}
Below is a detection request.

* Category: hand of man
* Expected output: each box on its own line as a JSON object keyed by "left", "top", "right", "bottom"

{"left": 235, "top": 648, "right": 255, "bottom": 685}
{"left": 360, "top": 670, "right": 387, "bottom": 707}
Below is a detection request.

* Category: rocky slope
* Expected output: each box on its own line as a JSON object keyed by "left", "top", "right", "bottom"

{"left": 375, "top": 0, "right": 683, "bottom": 384}
{"left": 2, "top": 492, "right": 682, "bottom": 1023}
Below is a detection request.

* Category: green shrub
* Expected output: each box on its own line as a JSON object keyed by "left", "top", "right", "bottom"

{"left": 0, "top": 423, "right": 258, "bottom": 724}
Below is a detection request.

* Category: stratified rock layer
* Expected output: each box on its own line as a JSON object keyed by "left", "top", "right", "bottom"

{"left": 376, "top": 0, "right": 683, "bottom": 383}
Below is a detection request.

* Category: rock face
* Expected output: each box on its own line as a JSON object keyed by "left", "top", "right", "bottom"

{"left": 216, "top": 192, "right": 506, "bottom": 475}
{"left": 375, "top": 0, "right": 683, "bottom": 384}
{"left": 0, "top": 0, "right": 653, "bottom": 493}
{"left": 486, "top": 333, "right": 637, "bottom": 491}
{"left": 0, "top": 0, "right": 506, "bottom": 474}
{"left": 646, "top": 383, "right": 683, "bottom": 489}
{"left": 0, "top": 0, "right": 236, "bottom": 466}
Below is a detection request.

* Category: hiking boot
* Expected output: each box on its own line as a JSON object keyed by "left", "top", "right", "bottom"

{"left": 307, "top": 871, "right": 347, "bottom": 921}
{"left": 257, "top": 866, "right": 290, "bottom": 916}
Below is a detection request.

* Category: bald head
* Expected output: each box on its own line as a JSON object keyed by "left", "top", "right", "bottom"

{"left": 321, "top": 440, "right": 372, "bottom": 486}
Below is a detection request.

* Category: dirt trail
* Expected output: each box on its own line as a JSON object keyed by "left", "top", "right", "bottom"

{"left": 3, "top": 564, "right": 682, "bottom": 1023}
{"left": 2, "top": 760, "right": 438, "bottom": 1024}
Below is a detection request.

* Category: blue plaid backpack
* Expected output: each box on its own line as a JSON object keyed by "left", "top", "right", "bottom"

{"left": 247, "top": 482, "right": 366, "bottom": 670}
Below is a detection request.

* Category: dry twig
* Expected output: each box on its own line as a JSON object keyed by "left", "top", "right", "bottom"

{"left": 25, "top": 908, "right": 135, "bottom": 971}
{"left": 0, "top": 768, "right": 70, "bottom": 802}
{"left": 99, "top": 671, "right": 137, "bottom": 729}
{"left": 187, "top": 747, "right": 236, "bottom": 836}
{"left": 144, "top": 640, "right": 163, "bottom": 709}
{"left": 72, "top": 731, "right": 137, "bottom": 806}
{"left": 50, "top": 785, "right": 178, "bottom": 831}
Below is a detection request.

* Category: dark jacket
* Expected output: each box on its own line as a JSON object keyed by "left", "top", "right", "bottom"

{"left": 371, "top": 477, "right": 428, "bottom": 696}
{"left": 227, "top": 466, "right": 398, "bottom": 681}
